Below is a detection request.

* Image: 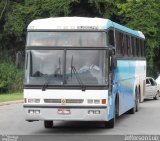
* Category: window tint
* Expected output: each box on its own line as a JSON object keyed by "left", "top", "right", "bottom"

{"left": 108, "top": 30, "right": 114, "bottom": 46}
{"left": 136, "top": 38, "right": 139, "bottom": 57}
{"left": 126, "top": 35, "right": 132, "bottom": 56}
{"left": 115, "top": 31, "right": 121, "bottom": 55}
{"left": 131, "top": 37, "right": 136, "bottom": 57}
{"left": 141, "top": 40, "right": 144, "bottom": 57}
{"left": 115, "top": 29, "right": 145, "bottom": 58}
{"left": 150, "top": 78, "right": 156, "bottom": 86}
{"left": 146, "top": 79, "right": 150, "bottom": 84}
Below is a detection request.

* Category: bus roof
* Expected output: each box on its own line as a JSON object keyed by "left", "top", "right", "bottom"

{"left": 27, "top": 17, "right": 145, "bottom": 39}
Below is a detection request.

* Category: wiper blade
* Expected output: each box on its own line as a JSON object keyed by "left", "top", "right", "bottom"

{"left": 71, "top": 56, "right": 86, "bottom": 91}
{"left": 42, "top": 75, "right": 50, "bottom": 91}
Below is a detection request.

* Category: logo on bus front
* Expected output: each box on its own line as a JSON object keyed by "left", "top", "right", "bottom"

{"left": 61, "top": 99, "right": 66, "bottom": 104}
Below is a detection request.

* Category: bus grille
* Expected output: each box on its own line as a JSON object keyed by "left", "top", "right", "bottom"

{"left": 44, "top": 99, "right": 84, "bottom": 104}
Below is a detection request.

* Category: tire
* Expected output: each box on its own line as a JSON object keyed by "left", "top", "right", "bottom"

{"left": 128, "top": 104, "right": 136, "bottom": 114}
{"left": 135, "top": 89, "right": 139, "bottom": 112}
{"left": 129, "top": 89, "right": 138, "bottom": 114}
{"left": 104, "top": 118, "right": 115, "bottom": 128}
{"left": 44, "top": 121, "right": 53, "bottom": 128}
{"left": 154, "top": 92, "right": 159, "bottom": 100}
{"left": 104, "top": 99, "right": 118, "bottom": 128}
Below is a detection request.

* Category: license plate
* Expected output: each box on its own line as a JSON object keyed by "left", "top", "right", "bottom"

{"left": 57, "top": 109, "right": 71, "bottom": 115}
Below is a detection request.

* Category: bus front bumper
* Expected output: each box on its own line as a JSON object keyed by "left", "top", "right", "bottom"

{"left": 23, "top": 104, "right": 108, "bottom": 121}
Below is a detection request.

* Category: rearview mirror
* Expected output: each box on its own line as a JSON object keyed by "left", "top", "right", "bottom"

{"left": 16, "top": 51, "right": 24, "bottom": 69}
{"left": 146, "top": 84, "right": 151, "bottom": 87}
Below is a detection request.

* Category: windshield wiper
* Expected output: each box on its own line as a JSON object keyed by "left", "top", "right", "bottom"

{"left": 42, "top": 74, "right": 50, "bottom": 91}
{"left": 71, "top": 56, "right": 86, "bottom": 91}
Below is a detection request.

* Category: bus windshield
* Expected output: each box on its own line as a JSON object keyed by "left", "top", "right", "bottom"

{"left": 27, "top": 49, "right": 108, "bottom": 86}
{"left": 27, "top": 32, "right": 106, "bottom": 47}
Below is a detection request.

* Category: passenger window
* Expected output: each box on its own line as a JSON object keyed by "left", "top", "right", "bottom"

{"left": 141, "top": 40, "right": 144, "bottom": 57}
{"left": 150, "top": 79, "right": 156, "bottom": 86}
{"left": 131, "top": 37, "right": 136, "bottom": 57}
{"left": 136, "top": 38, "right": 139, "bottom": 57}
{"left": 121, "top": 34, "right": 126, "bottom": 56}
{"left": 108, "top": 30, "right": 114, "bottom": 46}
{"left": 146, "top": 79, "right": 150, "bottom": 85}
{"left": 127, "top": 35, "right": 132, "bottom": 56}
{"left": 115, "top": 30, "right": 120, "bottom": 55}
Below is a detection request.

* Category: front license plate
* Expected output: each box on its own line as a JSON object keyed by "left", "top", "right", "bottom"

{"left": 57, "top": 109, "right": 71, "bottom": 115}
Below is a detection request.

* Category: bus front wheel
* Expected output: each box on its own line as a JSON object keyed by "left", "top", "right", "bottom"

{"left": 104, "top": 118, "right": 115, "bottom": 128}
{"left": 44, "top": 120, "right": 53, "bottom": 128}
{"left": 104, "top": 99, "right": 118, "bottom": 128}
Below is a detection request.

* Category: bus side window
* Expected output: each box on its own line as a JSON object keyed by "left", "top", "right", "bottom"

{"left": 108, "top": 30, "right": 114, "bottom": 46}
{"left": 106, "top": 32, "right": 109, "bottom": 46}
{"left": 115, "top": 30, "right": 121, "bottom": 55}
{"left": 138, "top": 39, "right": 141, "bottom": 57}
{"left": 127, "top": 35, "right": 132, "bottom": 56}
{"left": 141, "top": 40, "right": 144, "bottom": 57}
{"left": 123, "top": 34, "right": 127, "bottom": 56}
{"left": 131, "top": 37, "right": 135, "bottom": 57}
{"left": 139, "top": 40, "right": 141, "bottom": 57}
{"left": 143, "top": 40, "right": 146, "bottom": 57}
{"left": 120, "top": 33, "right": 124, "bottom": 56}
{"left": 25, "top": 53, "right": 28, "bottom": 70}
{"left": 136, "top": 38, "right": 139, "bottom": 57}
{"left": 141, "top": 40, "right": 145, "bottom": 57}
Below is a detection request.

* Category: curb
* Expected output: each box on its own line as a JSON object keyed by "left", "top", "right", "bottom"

{"left": 0, "top": 100, "right": 23, "bottom": 106}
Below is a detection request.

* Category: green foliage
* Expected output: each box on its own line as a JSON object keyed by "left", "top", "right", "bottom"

{"left": 0, "top": 0, "right": 160, "bottom": 92}
{"left": 0, "top": 62, "right": 23, "bottom": 93}
{"left": 117, "top": 0, "right": 160, "bottom": 75}
{"left": 0, "top": 93, "right": 23, "bottom": 103}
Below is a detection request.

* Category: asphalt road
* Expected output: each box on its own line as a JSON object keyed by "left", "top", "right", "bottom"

{"left": 0, "top": 99, "right": 160, "bottom": 135}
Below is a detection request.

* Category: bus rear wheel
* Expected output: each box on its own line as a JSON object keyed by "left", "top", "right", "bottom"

{"left": 135, "top": 89, "right": 139, "bottom": 112}
{"left": 129, "top": 89, "right": 139, "bottom": 114}
{"left": 44, "top": 120, "right": 53, "bottom": 128}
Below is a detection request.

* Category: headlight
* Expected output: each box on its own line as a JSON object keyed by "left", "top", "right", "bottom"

{"left": 28, "top": 99, "right": 40, "bottom": 103}
{"left": 87, "top": 99, "right": 100, "bottom": 104}
{"left": 87, "top": 99, "right": 93, "bottom": 104}
{"left": 94, "top": 99, "right": 100, "bottom": 104}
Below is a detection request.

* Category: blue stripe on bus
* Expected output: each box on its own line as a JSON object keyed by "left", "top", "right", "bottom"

{"left": 104, "top": 20, "right": 144, "bottom": 39}
{"left": 108, "top": 60, "right": 136, "bottom": 120}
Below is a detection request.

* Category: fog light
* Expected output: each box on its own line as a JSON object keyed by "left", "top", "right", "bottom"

{"left": 35, "top": 110, "right": 40, "bottom": 114}
{"left": 88, "top": 110, "right": 94, "bottom": 114}
{"left": 28, "top": 109, "right": 40, "bottom": 114}
{"left": 88, "top": 110, "right": 100, "bottom": 115}
{"left": 28, "top": 110, "right": 34, "bottom": 114}
{"left": 94, "top": 110, "right": 100, "bottom": 114}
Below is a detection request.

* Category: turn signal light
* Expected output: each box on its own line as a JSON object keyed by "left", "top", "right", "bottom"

{"left": 102, "top": 99, "right": 106, "bottom": 104}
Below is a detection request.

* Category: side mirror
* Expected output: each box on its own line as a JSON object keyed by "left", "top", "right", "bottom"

{"left": 146, "top": 84, "right": 151, "bottom": 87}
{"left": 113, "top": 57, "right": 117, "bottom": 69}
{"left": 16, "top": 51, "right": 24, "bottom": 69}
{"left": 109, "top": 50, "right": 117, "bottom": 70}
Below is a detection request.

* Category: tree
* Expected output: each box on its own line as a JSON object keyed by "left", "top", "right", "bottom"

{"left": 117, "top": 0, "right": 160, "bottom": 76}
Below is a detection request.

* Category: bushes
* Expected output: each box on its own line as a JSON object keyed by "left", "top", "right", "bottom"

{"left": 0, "top": 62, "right": 23, "bottom": 93}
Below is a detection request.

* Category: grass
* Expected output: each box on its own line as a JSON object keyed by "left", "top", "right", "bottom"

{"left": 0, "top": 93, "right": 23, "bottom": 103}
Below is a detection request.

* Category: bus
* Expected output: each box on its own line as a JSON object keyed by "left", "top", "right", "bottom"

{"left": 23, "top": 17, "right": 146, "bottom": 128}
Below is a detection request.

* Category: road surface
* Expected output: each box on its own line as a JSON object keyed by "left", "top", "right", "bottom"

{"left": 0, "top": 99, "right": 160, "bottom": 135}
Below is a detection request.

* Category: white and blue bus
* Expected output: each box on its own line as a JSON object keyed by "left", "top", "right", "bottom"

{"left": 23, "top": 17, "right": 146, "bottom": 128}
